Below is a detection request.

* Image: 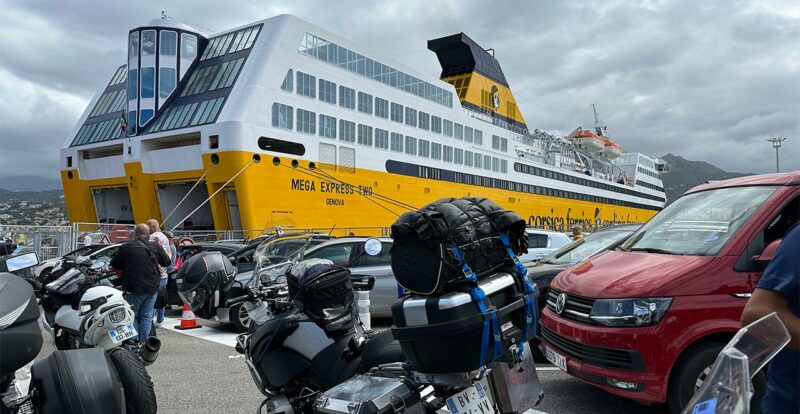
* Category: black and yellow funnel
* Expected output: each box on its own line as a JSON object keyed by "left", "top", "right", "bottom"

{"left": 428, "top": 33, "right": 526, "bottom": 131}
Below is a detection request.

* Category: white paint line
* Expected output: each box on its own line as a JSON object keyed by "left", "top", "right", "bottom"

{"left": 160, "top": 316, "right": 239, "bottom": 347}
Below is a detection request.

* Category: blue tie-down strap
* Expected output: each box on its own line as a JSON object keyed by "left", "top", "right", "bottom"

{"left": 452, "top": 244, "right": 477, "bottom": 282}
{"left": 498, "top": 231, "right": 528, "bottom": 278}
{"left": 490, "top": 309, "right": 503, "bottom": 360}
{"left": 470, "top": 286, "right": 491, "bottom": 366}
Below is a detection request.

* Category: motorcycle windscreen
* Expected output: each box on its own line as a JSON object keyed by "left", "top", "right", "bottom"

{"left": 45, "top": 269, "right": 88, "bottom": 296}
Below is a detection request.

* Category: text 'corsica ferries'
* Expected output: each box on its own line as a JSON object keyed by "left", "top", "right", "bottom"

{"left": 60, "top": 14, "right": 668, "bottom": 235}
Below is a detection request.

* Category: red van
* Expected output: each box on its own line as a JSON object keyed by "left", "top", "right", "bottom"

{"left": 539, "top": 172, "right": 800, "bottom": 413}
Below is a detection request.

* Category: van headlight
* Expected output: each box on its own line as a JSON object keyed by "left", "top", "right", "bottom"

{"left": 589, "top": 298, "right": 672, "bottom": 326}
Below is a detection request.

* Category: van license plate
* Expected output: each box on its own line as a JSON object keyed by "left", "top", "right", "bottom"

{"left": 543, "top": 345, "right": 568, "bottom": 372}
{"left": 108, "top": 324, "right": 137, "bottom": 344}
{"left": 445, "top": 382, "right": 494, "bottom": 414}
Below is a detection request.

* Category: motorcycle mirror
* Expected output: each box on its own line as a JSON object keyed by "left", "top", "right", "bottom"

{"left": 90, "top": 260, "right": 105, "bottom": 270}
{"left": 351, "top": 275, "right": 376, "bottom": 291}
{"left": 364, "top": 238, "right": 382, "bottom": 256}
{"left": 75, "top": 256, "right": 91, "bottom": 266}
{"left": 1, "top": 252, "right": 39, "bottom": 272}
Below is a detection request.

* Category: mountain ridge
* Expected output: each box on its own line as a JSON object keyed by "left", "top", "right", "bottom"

{"left": 659, "top": 153, "right": 752, "bottom": 204}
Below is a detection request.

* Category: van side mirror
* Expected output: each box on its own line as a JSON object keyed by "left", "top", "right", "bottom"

{"left": 753, "top": 239, "right": 782, "bottom": 269}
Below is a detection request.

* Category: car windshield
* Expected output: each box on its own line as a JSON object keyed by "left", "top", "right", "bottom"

{"left": 622, "top": 186, "right": 779, "bottom": 256}
{"left": 542, "top": 230, "right": 634, "bottom": 265}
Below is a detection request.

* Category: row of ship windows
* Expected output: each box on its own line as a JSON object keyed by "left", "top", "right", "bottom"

{"left": 514, "top": 163, "right": 665, "bottom": 203}
{"left": 71, "top": 119, "right": 125, "bottom": 147}
{"left": 271, "top": 103, "right": 508, "bottom": 173}
{"left": 147, "top": 97, "right": 226, "bottom": 133}
{"left": 635, "top": 179, "right": 664, "bottom": 193}
{"left": 108, "top": 66, "right": 128, "bottom": 87}
{"left": 386, "top": 161, "right": 662, "bottom": 212}
{"left": 298, "top": 32, "right": 453, "bottom": 107}
{"left": 637, "top": 166, "right": 660, "bottom": 179}
{"left": 200, "top": 25, "right": 261, "bottom": 61}
{"left": 180, "top": 57, "right": 244, "bottom": 97}
{"left": 280, "top": 70, "right": 508, "bottom": 150}
{"left": 89, "top": 89, "right": 127, "bottom": 118}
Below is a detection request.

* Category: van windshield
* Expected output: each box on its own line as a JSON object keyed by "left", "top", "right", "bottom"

{"left": 622, "top": 186, "right": 778, "bottom": 256}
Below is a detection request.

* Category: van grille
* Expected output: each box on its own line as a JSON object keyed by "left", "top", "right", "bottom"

{"left": 546, "top": 288, "right": 595, "bottom": 325}
{"left": 540, "top": 325, "right": 645, "bottom": 372}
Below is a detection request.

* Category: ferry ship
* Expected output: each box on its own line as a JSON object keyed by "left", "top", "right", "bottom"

{"left": 59, "top": 14, "right": 667, "bottom": 235}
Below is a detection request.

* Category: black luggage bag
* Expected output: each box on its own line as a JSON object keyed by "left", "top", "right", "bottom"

{"left": 390, "top": 197, "right": 528, "bottom": 295}
{"left": 287, "top": 260, "right": 355, "bottom": 338}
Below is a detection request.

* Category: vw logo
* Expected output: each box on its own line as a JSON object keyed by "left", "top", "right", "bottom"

{"left": 555, "top": 293, "right": 567, "bottom": 314}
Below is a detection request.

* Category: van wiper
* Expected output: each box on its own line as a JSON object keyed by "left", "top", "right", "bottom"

{"left": 628, "top": 247, "right": 678, "bottom": 255}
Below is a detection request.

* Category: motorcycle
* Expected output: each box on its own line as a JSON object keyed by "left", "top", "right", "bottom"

{"left": 682, "top": 312, "right": 790, "bottom": 414}
{"left": 37, "top": 255, "right": 159, "bottom": 414}
{"left": 0, "top": 252, "right": 127, "bottom": 414}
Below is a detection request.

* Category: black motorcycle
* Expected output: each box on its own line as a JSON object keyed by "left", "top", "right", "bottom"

{"left": 0, "top": 252, "right": 128, "bottom": 414}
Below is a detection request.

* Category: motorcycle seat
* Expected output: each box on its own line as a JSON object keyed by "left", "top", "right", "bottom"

{"left": 358, "top": 329, "right": 405, "bottom": 372}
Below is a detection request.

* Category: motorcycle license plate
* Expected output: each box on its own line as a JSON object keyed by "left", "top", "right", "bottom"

{"left": 445, "top": 382, "right": 494, "bottom": 414}
{"left": 108, "top": 324, "right": 137, "bottom": 344}
{"left": 543, "top": 345, "right": 568, "bottom": 372}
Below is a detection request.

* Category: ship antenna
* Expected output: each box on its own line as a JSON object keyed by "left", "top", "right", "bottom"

{"left": 591, "top": 102, "right": 606, "bottom": 137}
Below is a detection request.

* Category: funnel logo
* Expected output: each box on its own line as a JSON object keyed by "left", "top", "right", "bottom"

{"left": 490, "top": 85, "right": 500, "bottom": 109}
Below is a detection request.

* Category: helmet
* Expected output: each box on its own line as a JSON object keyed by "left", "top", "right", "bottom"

{"left": 176, "top": 251, "right": 236, "bottom": 318}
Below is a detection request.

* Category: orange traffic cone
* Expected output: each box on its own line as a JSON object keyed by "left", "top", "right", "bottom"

{"left": 174, "top": 304, "right": 201, "bottom": 330}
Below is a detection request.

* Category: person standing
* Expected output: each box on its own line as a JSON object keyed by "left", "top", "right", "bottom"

{"left": 153, "top": 231, "right": 179, "bottom": 327}
{"left": 571, "top": 225, "right": 584, "bottom": 241}
{"left": 110, "top": 224, "right": 169, "bottom": 342}
{"left": 741, "top": 222, "right": 799, "bottom": 413}
{"left": 146, "top": 219, "right": 172, "bottom": 328}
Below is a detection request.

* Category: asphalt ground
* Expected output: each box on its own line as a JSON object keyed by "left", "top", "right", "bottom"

{"left": 26, "top": 309, "right": 671, "bottom": 414}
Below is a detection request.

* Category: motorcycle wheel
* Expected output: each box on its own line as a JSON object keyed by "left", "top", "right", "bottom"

{"left": 109, "top": 348, "right": 157, "bottom": 414}
{"left": 230, "top": 303, "right": 252, "bottom": 333}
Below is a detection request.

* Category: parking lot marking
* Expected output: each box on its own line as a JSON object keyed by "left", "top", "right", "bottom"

{"left": 160, "top": 317, "right": 238, "bottom": 347}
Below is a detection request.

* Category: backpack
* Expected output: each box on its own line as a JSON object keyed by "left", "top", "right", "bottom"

{"left": 390, "top": 197, "right": 528, "bottom": 295}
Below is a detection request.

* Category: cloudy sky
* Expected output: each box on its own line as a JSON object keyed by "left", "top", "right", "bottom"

{"left": 1, "top": 0, "right": 798, "bottom": 179}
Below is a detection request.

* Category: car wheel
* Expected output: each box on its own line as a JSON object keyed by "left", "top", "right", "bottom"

{"left": 230, "top": 303, "right": 252, "bottom": 333}
{"left": 667, "top": 342, "right": 766, "bottom": 414}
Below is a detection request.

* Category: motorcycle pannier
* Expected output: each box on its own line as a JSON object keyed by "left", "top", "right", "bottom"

{"left": 391, "top": 273, "right": 535, "bottom": 374}
{"left": 31, "top": 348, "right": 126, "bottom": 414}
{"left": 287, "top": 260, "right": 355, "bottom": 338}
{"left": 0, "top": 273, "right": 43, "bottom": 378}
{"left": 390, "top": 197, "right": 527, "bottom": 295}
{"left": 315, "top": 374, "right": 423, "bottom": 414}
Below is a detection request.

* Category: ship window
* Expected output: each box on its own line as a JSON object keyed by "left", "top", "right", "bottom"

{"left": 375, "top": 129, "right": 389, "bottom": 149}
{"left": 443, "top": 119, "right": 453, "bottom": 137}
{"left": 390, "top": 132, "right": 403, "bottom": 152}
{"left": 127, "top": 111, "right": 137, "bottom": 135}
{"left": 464, "top": 127, "right": 474, "bottom": 143}
{"left": 501, "top": 138, "right": 507, "bottom": 152}
{"left": 339, "top": 86, "right": 355, "bottom": 109}
{"left": 319, "top": 115, "right": 336, "bottom": 139}
{"left": 271, "top": 103, "right": 293, "bottom": 130}
{"left": 160, "top": 31, "right": 177, "bottom": 56}
{"left": 418, "top": 139, "right": 430, "bottom": 157}
{"left": 319, "top": 79, "right": 336, "bottom": 103}
{"left": 431, "top": 142, "right": 442, "bottom": 160}
{"left": 375, "top": 97, "right": 389, "bottom": 119}
{"left": 390, "top": 103, "right": 403, "bottom": 122}
{"left": 159, "top": 67, "right": 177, "bottom": 99}
{"left": 465, "top": 151, "right": 473, "bottom": 167}
{"left": 492, "top": 135, "right": 500, "bottom": 150}
{"left": 181, "top": 33, "right": 198, "bottom": 59}
{"left": 443, "top": 146, "right": 453, "bottom": 162}
{"left": 219, "top": 58, "right": 244, "bottom": 88}
{"left": 140, "top": 67, "right": 155, "bottom": 98}
{"left": 501, "top": 160, "right": 508, "bottom": 173}
{"left": 339, "top": 146, "right": 356, "bottom": 173}
{"left": 339, "top": 119, "right": 355, "bottom": 142}
{"left": 142, "top": 30, "right": 156, "bottom": 56}
{"left": 492, "top": 157, "right": 500, "bottom": 172}
{"left": 454, "top": 123, "right": 463, "bottom": 140}
{"left": 404, "top": 108, "right": 417, "bottom": 127}
{"left": 129, "top": 31, "right": 139, "bottom": 59}
{"left": 281, "top": 70, "right": 294, "bottom": 92}
{"left": 357, "top": 124, "right": 373, "bottom": 146}
{"left": 296, "top": 109, "right": 316, "bottom": 134}
{"left": 454, "top": 148, "right": 464, "bottom": 164}
{"left": 431, "top": 116, "right": 442, "bottom": 134}
{"left": 319, "top": 142, "right": 337, "bottom": 170}
{"left": 258, "top": 137, "right": 305, "bottom": 156}
{"left": 418, "top": 112, "right": 430, "bottom": 130}
{"left": 475, "top": 130, "right": 483, "bottom": 145}
{"left": 128, "top": 69, "right": 138, "bottom": 100}
{"left": 358, "top": 92, "right": 373, "bottom": 114}
{"left": 405, "top": 136, "right": 417, "bottom": 155}
{"left": 139, "top": 109, "right": 154, "bottom": 126}
{"left": 474, "top": 153, "right": 482, "bottom": 168}
{"left": 297, "top": 72, "right": 316, "bottom": 98}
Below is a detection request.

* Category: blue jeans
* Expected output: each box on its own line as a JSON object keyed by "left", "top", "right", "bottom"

{"left": 155, "top": 278, "right": 168, "bottom": 323}
{"left": 126, "top": 292, "right": 157, "bottom": 342}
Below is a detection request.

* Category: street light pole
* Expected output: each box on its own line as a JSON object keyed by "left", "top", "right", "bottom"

{"left": 767, "top": 137, "right": 787, "bottom": 173}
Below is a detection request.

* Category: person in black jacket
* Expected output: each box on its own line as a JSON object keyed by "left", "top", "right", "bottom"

{"left": 110, "top": 223, "right": 170, "bottom": 342}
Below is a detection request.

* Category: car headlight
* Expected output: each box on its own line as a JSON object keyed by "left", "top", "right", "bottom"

{"left": 590, "top": 298, "right": 672, "bottom": 327}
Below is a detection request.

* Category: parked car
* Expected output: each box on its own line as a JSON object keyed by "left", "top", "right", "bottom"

{"left": 540, "top": 172, "right": 800, "bottom": 413}
{"left": 33, "top": 244, "right": 109, "bottom": 283}
{"left": 518, "top": 229, "right": 572, "bottom": 263}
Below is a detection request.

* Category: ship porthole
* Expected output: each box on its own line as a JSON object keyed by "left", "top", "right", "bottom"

{"left": 211, "top": 154, "right": 220, "bottom": 164}
{"left": 67, "top": 171, "right": 73, "bottom": 179}
{"left": 309, "top": 162, "right": 316, "bottom": 170}
{"left": 291, "top": 160, "right": 299, "bottom": 168}
{"left": 252, "top": 154, "right": 261, "bottom": 163}
{"left": 272, "top": 157, "right": 280, "bottom": 166}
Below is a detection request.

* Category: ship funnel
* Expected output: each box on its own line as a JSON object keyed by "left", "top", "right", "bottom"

{"left": 428, "top": 33, "right": 527, "bottom": 131}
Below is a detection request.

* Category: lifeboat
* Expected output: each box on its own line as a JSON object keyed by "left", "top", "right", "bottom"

{"left": 602, "top": 139, "right": 624, "bottom": 159}
{"left": 572, "top": 130, "right": 605, "bottom": 152}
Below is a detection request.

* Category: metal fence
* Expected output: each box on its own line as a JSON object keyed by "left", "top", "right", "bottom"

{"left": 2, "top": 223, "right": 391, "bottom": 261}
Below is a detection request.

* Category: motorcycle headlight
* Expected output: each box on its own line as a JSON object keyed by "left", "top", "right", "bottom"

{"left": 590, "top": 298, "right": 672, "bottom": 327}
